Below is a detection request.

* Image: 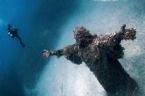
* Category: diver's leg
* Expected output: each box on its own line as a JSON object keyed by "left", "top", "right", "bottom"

{"left": 16, "top": 35, "right": 25, "bottom": 48}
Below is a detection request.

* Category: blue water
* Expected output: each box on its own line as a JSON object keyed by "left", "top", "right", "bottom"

{"left": 35, "top": 0, "right": 145, "bottom": 96}
{"left": 0, "top": 0, "right": 145, "bottom": 96}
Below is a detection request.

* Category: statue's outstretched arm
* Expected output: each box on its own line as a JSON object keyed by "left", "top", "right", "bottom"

{"left": 120, "top": 24, "right": 136, "bottom": 40}
{"left": 42, "top": 44, "right": 82, "bottom": 64}
{"left": 43, "top": 49, "right": 64, "bottom": 58}
{"left": 99, "top": 24, "right": 136, "bottom": 47}
{"left": 96, "top": 24, "right": 136, "bottom": 59}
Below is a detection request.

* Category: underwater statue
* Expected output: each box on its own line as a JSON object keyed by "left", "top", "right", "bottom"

{"left": 43, "top": 24, "right": 140, "bottom": 96}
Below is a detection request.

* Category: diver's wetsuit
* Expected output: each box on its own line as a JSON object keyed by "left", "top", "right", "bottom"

{"left": 8, "top": 24, "right": 25, "bottom": 48}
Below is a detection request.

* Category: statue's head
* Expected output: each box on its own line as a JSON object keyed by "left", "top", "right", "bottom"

{"left": 73, "top": 26, "right": 93, "bottom": 47}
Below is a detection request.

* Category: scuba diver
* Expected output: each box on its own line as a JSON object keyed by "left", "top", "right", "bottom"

{"left": 7, "top": 24, "right": 25, "bottom": 48}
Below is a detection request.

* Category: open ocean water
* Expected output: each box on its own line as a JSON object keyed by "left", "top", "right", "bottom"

{"left": 0, "top": 0, "right": 145, "bottom": 96}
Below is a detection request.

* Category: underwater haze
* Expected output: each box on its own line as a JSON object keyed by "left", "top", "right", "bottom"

{"left": 0, "top": 0, "right": 145, "bottom": 96}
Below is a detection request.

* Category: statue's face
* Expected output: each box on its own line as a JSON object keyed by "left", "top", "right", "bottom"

{"left": 73, "top": 27, "right": 87, "bottom": 44}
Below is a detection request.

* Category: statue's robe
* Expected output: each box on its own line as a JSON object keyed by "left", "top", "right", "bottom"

{"left": 62, "top": 32, "right": 139, "bottom": 96}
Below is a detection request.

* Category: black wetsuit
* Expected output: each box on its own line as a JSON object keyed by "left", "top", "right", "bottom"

{"left": 8, "top": 25, "right": 25, "bottom": 48}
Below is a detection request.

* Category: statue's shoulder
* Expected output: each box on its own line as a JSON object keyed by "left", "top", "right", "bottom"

{"left": 63, "top": 44, "right": 79, "bottom": 54}
{"left": 64, "top": 44, "right": 78, "bottom": 50}
{"left": 92, "top": 35, "right": 106, "bottom": 46}
{"left": 92, "top": 32, "right": 117, "bottom": 46}
{"left": 102, "top": 32, "right": 117, "bottom": 39}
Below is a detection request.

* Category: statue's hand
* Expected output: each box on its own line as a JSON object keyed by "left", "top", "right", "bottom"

{"left": 121, "top": 24, "right": 126, "bottom": 32}
{"left": 124, "top": 28, "right": 136, "bottom": 40}
{"left": 42, "top": 49, "right": 52, "bottom": 59}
